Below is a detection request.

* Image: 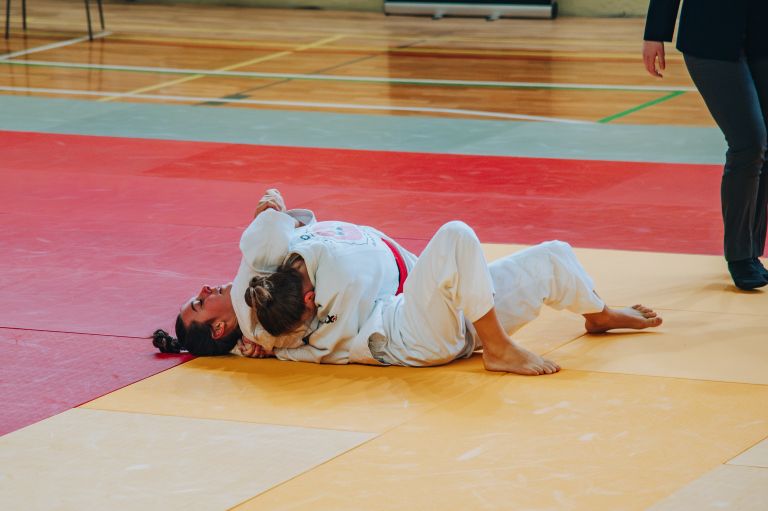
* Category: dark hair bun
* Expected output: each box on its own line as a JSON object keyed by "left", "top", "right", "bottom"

{"left": 152, "top": 329, "right": 183, "bottom": 354}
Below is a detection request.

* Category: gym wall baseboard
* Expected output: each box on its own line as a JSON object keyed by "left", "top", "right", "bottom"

{"left": 115, "top": 0, "right": 647, "bottom": 17}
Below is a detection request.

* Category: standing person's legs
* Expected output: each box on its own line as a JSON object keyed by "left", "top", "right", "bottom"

{"left": 684, "top": 53, "right": 768, "bottom": 289}
{"left": 746, "top": 57, "right": 768, "bottom": 273}
{"left": 384, "top": 221, "right": 559, "bottom": 375}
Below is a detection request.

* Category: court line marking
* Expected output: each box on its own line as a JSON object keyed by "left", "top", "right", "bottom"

{"left": 194, "top": 41, "right": 406, "bottom": 105}
{"left": 119, "top": 27, "right": 581, "bottom": 43}
{"left": 1, "top": 60, "right": 698, "bottom": 93}
{"left": 79, "top": 25, "right": 659, "bottom": 48}
{"left": 3, "top": 32, "right": 672, "bottom": 61}
{"left": 0, "top": 31, "right": 111, "bottom": 60}
{"left": 0, "top": 85, "right": 595, "bottom": 124}
{"left": 99, "top": 32, "right": 660, "bottom": 62}
{"left": 598, "top": 91, "right": 686, "bottom": 123}
{"left": 96, "top": 34, "right": 346, "bottom": 103}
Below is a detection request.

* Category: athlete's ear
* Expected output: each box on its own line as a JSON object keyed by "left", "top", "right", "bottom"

{"left": 303, "top": 290, "right": 316, "bottom": 309}
{"left": 211, "top": 321, "right": 225, "bottom": 340}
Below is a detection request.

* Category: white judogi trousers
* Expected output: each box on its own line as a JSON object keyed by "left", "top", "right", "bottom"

{"left": 372, "top": 221, "right": 605, "bottom": 367}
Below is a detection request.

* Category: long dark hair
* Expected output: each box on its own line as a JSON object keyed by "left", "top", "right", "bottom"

{"left": 245, "top": 266, "right": 306, "bottom": 337}
{"left": 152, "top": 314, "right": 241, "bottom": 356}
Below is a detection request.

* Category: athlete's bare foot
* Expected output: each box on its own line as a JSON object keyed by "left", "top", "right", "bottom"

{"left": 482, "top": 340, "right": 561, "bottom": 376}
{"left": 474, "top": 307, "right": 560, "bottom": 375}
{"left": 583, "top": 304, "right": 663, "bottom": 334}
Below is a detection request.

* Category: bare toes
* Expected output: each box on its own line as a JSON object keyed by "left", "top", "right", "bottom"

{"left": 531, "top": 363, "right": 555, "bottom": 375}
{"left": 543, "top": 360, "right": 560, "bottom": 374}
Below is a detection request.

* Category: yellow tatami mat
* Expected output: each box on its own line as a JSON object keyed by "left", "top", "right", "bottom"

{"left": 549, "top": 309, "right": 768, "bottom": 384}
{"left": 0, "top": 408, "right": 373, "bottom": 510}
{"left": 3, "top": 245, "right": 767, "bottom": 510}
{"left": 235, "top": 371, "right": 768, "bottom": 511}
{"left": 83, "top": 356, "right": 502, "bottom": 433}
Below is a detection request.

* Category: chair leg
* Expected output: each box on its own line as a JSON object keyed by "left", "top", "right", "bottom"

{"left": 4, "top": 0, "right": 10, "bottom": 39}
{"left": 84, "top": 0, "right": 93, "bottom": 41}
{"left": 97, "top": 0, "right": 104, "bottom": 30}
{"left": 21, "top": 0, "right": 24, "bottom": 31}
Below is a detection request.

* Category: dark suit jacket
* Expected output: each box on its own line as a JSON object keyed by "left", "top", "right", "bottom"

{"left": 644, "top": 0, "right": 768, "bottom": 61}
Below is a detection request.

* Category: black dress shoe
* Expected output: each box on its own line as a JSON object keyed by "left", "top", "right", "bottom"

{"left": 728, "top": 259, "right": 768, "bottom": 290}
{"left": 753, "top": 258, "right": 768, "bottom": 279}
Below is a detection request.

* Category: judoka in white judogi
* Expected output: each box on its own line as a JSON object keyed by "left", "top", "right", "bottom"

{"left": 233, "top": 211, "right": 606, "bottom": 367}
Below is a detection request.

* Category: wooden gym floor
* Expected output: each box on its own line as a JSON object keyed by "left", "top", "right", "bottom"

{"left": 0, "top": 2, "right": 766, "bottom": 510}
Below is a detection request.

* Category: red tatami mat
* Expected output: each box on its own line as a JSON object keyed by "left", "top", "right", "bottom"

{"left": 0, "top": 130, "right": 725, "bottom": 434}
{"left": 0, "top": 130, "right": 723, "bottom": 253}
{"left": 0, "top": 329, "right": 192, "bottom": 436}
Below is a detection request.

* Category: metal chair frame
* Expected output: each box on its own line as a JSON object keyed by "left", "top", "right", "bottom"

{"left": 4, "top": 0, "right": 105, "bottom": 40}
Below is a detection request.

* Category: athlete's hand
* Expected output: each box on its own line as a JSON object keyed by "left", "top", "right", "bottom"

{"left": 238, "top": 337, "right": 275, "bottom": 358}
{"left": 254, "top": 188, "right": 286, "bottom": 218}
{"left": 643, "top": 40, "right": 666, "bottom": 78}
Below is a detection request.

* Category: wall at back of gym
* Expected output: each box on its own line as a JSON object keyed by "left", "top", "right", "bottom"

{"left": 122, "top": 0, "right": 647, "bottom": 17}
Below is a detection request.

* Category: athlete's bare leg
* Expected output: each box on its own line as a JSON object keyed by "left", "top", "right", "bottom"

{"left": 474, "top": 308, "right": 560, "bottom": 376}
{"left": 583, "top": 304, "right": 663, "bottom": 334}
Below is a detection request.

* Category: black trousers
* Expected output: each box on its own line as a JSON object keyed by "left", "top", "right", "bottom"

{"left": 684, "top": 53, "right": 768, "bottom": 262}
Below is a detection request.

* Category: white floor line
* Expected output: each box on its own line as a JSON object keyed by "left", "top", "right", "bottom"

{"left": 0, "top": 32, "right": 112, "bottom": 61}
{"left": 3, "top": 59, "right": 697, "bottom": 92}
{"left": 0, "top": 85, "right": 595, "bottom": 124}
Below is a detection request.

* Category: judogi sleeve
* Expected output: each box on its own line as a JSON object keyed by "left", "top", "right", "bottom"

{"left": 239, "top": 209, "right": 306, "bottom": 271}
{"left": 289, "top": 208, "right": 315, "bottom": 228}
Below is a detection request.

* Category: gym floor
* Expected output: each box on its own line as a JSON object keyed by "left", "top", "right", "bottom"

{"left": 1, "top": 2, "right": 766, "bottom": 510}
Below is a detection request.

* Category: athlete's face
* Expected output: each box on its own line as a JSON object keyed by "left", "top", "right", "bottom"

{"left": 179, "top": 283, "right": 238, "bottom": 338}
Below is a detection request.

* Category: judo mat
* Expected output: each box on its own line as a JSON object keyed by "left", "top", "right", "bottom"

{"left": 1, "top": 5, "right": 768, "bottom": 510}
{"left": 2, "top": 126, "right": 767, "bottom": 510}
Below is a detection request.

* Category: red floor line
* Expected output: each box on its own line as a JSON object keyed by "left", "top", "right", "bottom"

{"left": 0, "top": 325, "right": 148, "bottom": 340}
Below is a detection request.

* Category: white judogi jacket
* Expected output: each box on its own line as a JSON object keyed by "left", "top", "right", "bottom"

{"left": 231, "top": 209, "right": 416, "bottom": 363}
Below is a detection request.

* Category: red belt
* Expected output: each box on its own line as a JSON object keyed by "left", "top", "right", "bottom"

{"left": 381, "top": 237, "right": 408, "bottom": 295}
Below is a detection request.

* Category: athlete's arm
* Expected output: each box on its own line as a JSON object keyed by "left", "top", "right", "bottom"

{"left": 253, "top": 188, "right": 313, "bottom": 227}
{"left": 253, "top": 188, "right": 286, "bottom": 218}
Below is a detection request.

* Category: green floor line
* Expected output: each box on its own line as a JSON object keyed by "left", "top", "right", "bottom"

{"left": 598, "top": 91, "right": 686, "bottom": 124}
{"left": 0, "top": 60, "right": 696, "bottom": 93}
